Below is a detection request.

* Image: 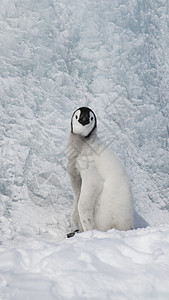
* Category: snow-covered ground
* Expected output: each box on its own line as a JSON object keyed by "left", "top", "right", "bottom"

{"left": 0, "top": 0, "right": 169, "bottom": 299}
{"left": 1, "top": 226, "right": 169, "bottom": 300}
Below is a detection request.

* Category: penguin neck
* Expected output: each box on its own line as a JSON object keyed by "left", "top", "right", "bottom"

{"left": 70, "top": 127, "right": 97, "bottom": 140}
{"left": 76, "top": 128, "right": 98, "bottom": 145}
{"left": 67, "top": 129, "right": 100, "bottom": 163}
{"left": 68, "top": 128, "right": 98, "bottom": 152}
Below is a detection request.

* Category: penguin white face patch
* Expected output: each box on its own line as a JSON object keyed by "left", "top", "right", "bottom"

{"left": 71, "top": 107, "right": 96, "bottom": 137}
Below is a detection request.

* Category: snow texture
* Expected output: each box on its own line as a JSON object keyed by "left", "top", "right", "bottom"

{"left": 1, "top": 226, "right": 169, "bottom": 300}
{"left": 0, "top": 0, "right": 169, "bottom": 299}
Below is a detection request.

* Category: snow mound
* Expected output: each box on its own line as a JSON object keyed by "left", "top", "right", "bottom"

{"left": 0, "top": 0, "right": 169, "bottom": 241}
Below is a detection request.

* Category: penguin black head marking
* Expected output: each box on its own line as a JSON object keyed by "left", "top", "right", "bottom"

{"left": 71, "top": 107, "right": 97, "bottom": 138}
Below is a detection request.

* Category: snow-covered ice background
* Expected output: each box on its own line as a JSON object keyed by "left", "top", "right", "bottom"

{"left": 0, "top": 0, "right": 169, "bottom": 299}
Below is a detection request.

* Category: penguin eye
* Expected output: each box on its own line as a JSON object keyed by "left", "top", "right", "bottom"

{"left": 75, "top": 115, "right": 78, "bottom": 120}
{"left": 91, "top": 117, "right": 94, "bottom": 121}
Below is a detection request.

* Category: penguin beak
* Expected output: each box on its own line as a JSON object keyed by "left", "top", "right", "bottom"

{"left": 78, "top": 115, "right": 90, "bottom": 126}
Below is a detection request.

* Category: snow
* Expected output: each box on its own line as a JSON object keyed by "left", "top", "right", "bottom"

{"left": 0, "top": 0, "right": 169, "bottom": 299}
{"left": 1, "top": 227, "right": 169, "bottom": 300}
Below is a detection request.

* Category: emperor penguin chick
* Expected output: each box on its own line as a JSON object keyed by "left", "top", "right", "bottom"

{"left": 67, "top": 107, "right": 134, "bottom": 235}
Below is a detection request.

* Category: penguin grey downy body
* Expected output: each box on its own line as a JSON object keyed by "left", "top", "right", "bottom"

{"left": 67, "top": 107, "right": 134, "bottom": 236}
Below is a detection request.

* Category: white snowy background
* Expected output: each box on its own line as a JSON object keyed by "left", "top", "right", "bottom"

{"left": 0, "top": 0, "right": 169, "bottom": 299}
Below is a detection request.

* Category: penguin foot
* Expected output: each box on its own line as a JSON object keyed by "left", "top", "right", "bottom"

{"left": 67, "top": 229, "right": 79, "bottom": 238}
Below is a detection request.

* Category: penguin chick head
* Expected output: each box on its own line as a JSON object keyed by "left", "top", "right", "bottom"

{"left": 71, "top": 107, "right": 97, "bottom": 138}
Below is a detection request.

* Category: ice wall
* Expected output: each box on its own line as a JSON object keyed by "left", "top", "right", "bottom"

{"left": 0, "top": 0, "right": 169, "bottom": 240}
